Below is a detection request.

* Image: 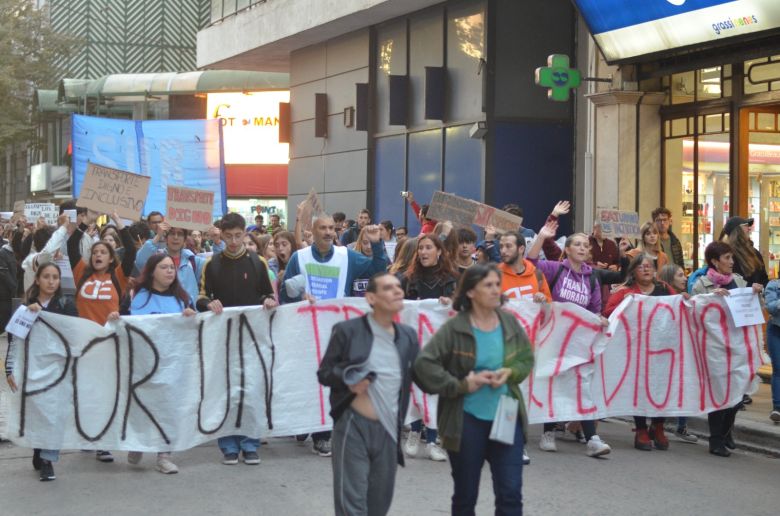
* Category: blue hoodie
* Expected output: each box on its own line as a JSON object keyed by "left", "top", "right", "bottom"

{"left": 135, "top": 240, "right": 205, "bottom": 303}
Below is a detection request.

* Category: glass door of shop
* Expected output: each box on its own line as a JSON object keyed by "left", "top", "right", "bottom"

{"left": 742, "top": 105, "right": 780, "bottom": 279}
{"left": 664, "top": 112, "right": 731, "bottom": 271}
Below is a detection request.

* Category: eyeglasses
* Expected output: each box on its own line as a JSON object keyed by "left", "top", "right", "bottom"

{"left": 222, "top": 232, "right": 244, "bottom": 242}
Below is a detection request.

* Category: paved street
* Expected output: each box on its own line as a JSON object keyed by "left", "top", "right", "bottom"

{"left": 1, "top": 419, "right": 778, "bottom": 516}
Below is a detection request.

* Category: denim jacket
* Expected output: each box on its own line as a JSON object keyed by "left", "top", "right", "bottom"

{"left": 764, "top": 279, "right": 780, "bottom": 328}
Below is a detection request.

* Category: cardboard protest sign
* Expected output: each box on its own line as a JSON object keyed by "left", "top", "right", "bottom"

{"left": 5, "top": 295, "right": 762, "bottom": 451}
{"left": 165, "top": 186, "right": 215, "bottom": 231}
{"left": 595, "top": 208, "right": 641, "bottom": 239}
{"left": 24, "top": 203, "right": 58, "bottom": 226}
{"left": 297, "top": 188, "right": 324, "bottom": 232}
{"left": 426, "top": 191, "right": 523, "bottom": 232}
{"left": 76, "top": 163, "right": 151, "bottom": 220}
{"left": 12, "top": 200, "right": 25, "bottom": 217}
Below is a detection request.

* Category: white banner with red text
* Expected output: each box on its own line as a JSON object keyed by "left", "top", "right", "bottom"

{"left": 3, "top": 295, "right": 762, "bottom": 451}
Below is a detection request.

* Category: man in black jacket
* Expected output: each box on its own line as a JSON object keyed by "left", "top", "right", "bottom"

{"left": 318, "top": 272, "right": 419, "bottom": 516}
{"left": 0, "top": 239, "right": 18, "bottom": 331}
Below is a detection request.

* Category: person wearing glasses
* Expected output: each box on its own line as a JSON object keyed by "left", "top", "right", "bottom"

{"left": 604, "top": 253, "right": 677, "bottom": 452}
{"left": 197, "top": 213, "right": 277, "bottom": 466}
{"left": 135, "top": 221, "right": 205, "bottom": 303}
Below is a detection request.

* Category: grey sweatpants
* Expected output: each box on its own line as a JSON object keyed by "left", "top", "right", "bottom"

{"left": 332, "top": 408, "right": 398, "bottom": 516}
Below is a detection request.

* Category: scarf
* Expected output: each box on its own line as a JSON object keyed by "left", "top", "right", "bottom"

{"left": 706, "top": 267, "right": 733, "bottom": 287}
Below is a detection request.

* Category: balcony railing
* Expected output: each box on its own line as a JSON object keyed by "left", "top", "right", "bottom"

{"left": 210, "top": 0, "right": 269, "bottom": 25}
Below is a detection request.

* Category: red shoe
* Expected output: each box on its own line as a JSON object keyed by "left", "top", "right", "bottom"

{"left": 634, "top": 428, "right": 652, "bottom": 451}
{"left": 652, "top": 422, "right": 669, "bottom": 450}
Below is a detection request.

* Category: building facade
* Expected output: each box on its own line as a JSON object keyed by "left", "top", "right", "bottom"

{"left": 199, "top": 0, "right": 582, "bottom": 234}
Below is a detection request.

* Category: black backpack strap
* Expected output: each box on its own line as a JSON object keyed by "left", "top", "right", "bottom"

{"left": 549, "top": 265, "right": 565, "bottom": 291}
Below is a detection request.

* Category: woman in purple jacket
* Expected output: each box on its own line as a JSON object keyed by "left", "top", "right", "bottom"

{"left": 527, "top": 219, "right": 612, "bottom": 458}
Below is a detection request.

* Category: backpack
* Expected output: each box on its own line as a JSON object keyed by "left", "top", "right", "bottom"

{"left": 687, "top": 265, "right": 708, "bottom": 294}
{"left": 549, "top": 265, "right": 597, "bottom": 295}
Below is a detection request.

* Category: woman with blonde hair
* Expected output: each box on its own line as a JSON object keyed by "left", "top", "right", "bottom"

{"left": 389, "top": 237, "right": 418, "bottom": 275}
{"left": 626, "top": 221, "right": 669, "bottom": 271}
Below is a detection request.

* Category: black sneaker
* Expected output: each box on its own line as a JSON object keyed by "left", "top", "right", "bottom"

{"left": 742, "top": 394, "right": 753, "bottom": 405}
{"left": 724, "top": 433, "right": 736, "bottom": 450}
{"left": 39, "top": 460, "right": 55, "bottom": 481}
{"left": 312, "top": 439, "right": 332, "bottom": 457}
{"left": 32, "top": 449, "right": 42, "bottom": 471}
{"left": 95, "top": 450, "right": 114, "bottom": 462}
{"left": 222, "top": 453, "right": 239, "bottom": 465}
{"left": 242, "top": 451, "right": 261, "bottom": 465}
{"left": 295, "top": 433, "right": 309, "bottom": 443}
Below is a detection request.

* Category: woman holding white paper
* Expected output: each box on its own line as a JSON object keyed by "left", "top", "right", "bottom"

{"left": 691, "top": 241, "right": 763, "bottom": 457}
{"left": 414, "top": 264, "right": 533, "bottom": 515}
{"left": 5, "top": 262, "right": 78, "bottom": 482}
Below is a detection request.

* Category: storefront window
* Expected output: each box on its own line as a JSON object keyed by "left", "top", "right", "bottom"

{"left": 227, "top": 198, "right": 288, "bottom": 229}
{"left": 664, "top": 115, "right": 730, "bottom": 270}
{"left": 744, "top": 56, "right": 780, "bottom": 95}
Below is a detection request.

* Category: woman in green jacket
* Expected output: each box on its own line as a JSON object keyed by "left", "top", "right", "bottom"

{"left": 414, "top": 264, "right": 534, "bottom": 516}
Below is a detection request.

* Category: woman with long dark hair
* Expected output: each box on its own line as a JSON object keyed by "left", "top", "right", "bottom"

{"left": 401, "top": 234, "right": 458, "bottom": 461}
{"left": 271, "top": 230, "right": 298, "bottom": 278}
{"left": 415, "top": 264, "right": 533, "bottom": 515}
{"left": 67, "top": 210, "right": 136, "bottom": 463}
{"left": 118, "top": 254, "right": 196, "bottom": 473}
{"left": 5, "top": 262, "right": 78, "bottom": 481}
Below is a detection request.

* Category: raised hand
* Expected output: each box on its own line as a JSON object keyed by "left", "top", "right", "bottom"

{"left": 551, "top": 201, "right": 571, "bottom": 217}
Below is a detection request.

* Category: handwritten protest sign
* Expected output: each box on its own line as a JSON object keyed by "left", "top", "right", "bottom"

{"left": 12, "top": 201, "right": 25, "bottom": 218}
{"left": 427, "top": 191, "right": 523, "bottom": 233}
{"left": 4, "top": 294, "right": 762, "bottom": 451}
{"left": 297, "top": 188, "right": 324, "bottom": 232}
{"left": 723, "top": 287, "right": 766, "bottom": 327}
{"left": 76, "top": 163, "right": 151, "bottom": 221}
{"left": 165, "top": 186, "right": 215, "bottom": 231}
{"left": 595, "top": 208, "right": 641, "bottom": 239}
{"left": 24, "top": 203, "right": 58, "bottom": 226}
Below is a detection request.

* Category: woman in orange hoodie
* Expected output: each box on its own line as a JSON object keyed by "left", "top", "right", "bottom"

{"left": 66, "top": 210, "right": 137, "bottom": 463}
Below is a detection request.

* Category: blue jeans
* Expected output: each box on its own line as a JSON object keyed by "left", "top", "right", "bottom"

{"left": 410, "top": 419, "right": 438, "bottom": 444}
{"left": 218, "top": 435, "right": 260, "bottom": 455}
{"left": 768, "top": 324, "right": 780, "bottom": 409}
{"left": 447, "top": 412, "right": 524, "bottom": 516}
{"left": 676, "top": 417, "right": 688, "bottom": 431}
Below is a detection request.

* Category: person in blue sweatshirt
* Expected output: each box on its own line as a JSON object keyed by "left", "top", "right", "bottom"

{"left": 280, "top": 212, "right": 388, "bottom": 456}
{"left": 117, "top": 253, "right": 196, "bottom": 474}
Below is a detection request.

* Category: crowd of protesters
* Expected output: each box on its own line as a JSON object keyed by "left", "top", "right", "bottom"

{"left": 1, "top": 193, "right": 776, "bottom": 516}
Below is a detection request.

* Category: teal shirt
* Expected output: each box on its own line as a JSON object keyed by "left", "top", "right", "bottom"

{"left": 464, "top": 325, "right": 508, "bottom": 421}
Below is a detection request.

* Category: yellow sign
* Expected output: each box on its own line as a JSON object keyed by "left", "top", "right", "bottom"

{"left": 207, "top": 91, "right": 290, "bottom": 165}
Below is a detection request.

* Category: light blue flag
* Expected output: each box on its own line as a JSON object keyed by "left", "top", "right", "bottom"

{"left": 71, "top": 115, "right": 227, "bottom": 218}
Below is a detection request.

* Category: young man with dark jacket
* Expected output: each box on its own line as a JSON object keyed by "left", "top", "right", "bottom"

{"left": 197, "top": 212, "right": 277, "bottom": 466}
{"left": 317, "top": 272, "right": 419, "bottom": 516}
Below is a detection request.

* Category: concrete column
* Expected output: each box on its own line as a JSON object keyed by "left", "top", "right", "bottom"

{"left": 587, "top": 91, "right": 666, "bottom": 225}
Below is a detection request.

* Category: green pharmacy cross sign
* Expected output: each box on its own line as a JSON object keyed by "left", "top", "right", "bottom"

{"left": 535, "top": 54, "right": 582, "bottom": 102}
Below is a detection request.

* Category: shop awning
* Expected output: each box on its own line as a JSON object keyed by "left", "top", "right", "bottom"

{"left": 225, "top": 164, "right": 288, "bottom": 198}
{"left": 83, "top": 70, "right": 289, "bottom": 98}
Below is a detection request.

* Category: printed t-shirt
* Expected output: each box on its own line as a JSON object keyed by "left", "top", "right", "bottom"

{"left": 73, "top": 260, "right": 128, "bottom": 325}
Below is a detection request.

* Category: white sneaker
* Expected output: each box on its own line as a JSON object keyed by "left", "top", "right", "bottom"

{"left": 586, "top": 435, "right": 611, "bottom": 457}
{"left": 404, "top": 431, "right": 421, "bottom": 457}
{"left": 522, "top": 449, "right": 530, "bottom": 465}
{"left": 770, "top": 410, "right": 780, "bottom": 423}
{"left": 156, "top": 456, "right": 179, "bottom": 474}
{"left": 127, "top": 451, "right": 143, "bottom": 465}
{"left": 539, "top": 431, "right": 557, "bottom": 452}
{"left": 426, "top": 442, "right": 447, "bottom": 462}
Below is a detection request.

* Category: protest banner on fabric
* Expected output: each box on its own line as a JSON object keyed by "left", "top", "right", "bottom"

{"left": 0, "top": 212, "right": 13, "bottom": 222}
{"left": 76, "top": 163, "right": 151, "bottom": 221}
{"left": 595, "top": 208, "right": 641, "bottom": 239}
{"left": 24, "top": 203, "right": 58, "bottom": 226}
{"left": 71, "top": 115, "right": 226, "bottom": 218}
{"left": 165, "top": 186, "right": 215, "bottom": 231}
{"left": 427, "top": 191, "right": 523, "bottom": 233}
{"left": 4, "top": 296, "right": 762, "bottom": 451}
